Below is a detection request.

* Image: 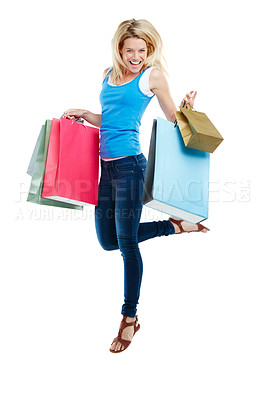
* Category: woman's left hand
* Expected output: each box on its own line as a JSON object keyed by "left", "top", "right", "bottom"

{"left": 180, "top": 90, "right": 197, "bottom": 109}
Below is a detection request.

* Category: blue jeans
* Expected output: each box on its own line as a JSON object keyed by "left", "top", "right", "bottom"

{"left": 94, "top": 153, "right": 175, "bottom": 317}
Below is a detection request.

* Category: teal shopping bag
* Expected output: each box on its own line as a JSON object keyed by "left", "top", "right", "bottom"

{"left": 142, "top": 117, "right": 210, "bottom": 224}
{"left": 27, "top": 120, "right": 83, "bottom": 210}
{"left": 27, "top": 125, "right": 44, "bottom": 176}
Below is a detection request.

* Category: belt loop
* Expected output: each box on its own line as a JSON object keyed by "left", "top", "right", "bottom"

{"left": 134, "top": 155, "right": 140, "bottom": 167}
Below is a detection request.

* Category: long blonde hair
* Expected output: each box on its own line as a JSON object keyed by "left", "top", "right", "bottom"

{"left": 109, "top": 18, "right": 168, "bottom": 85}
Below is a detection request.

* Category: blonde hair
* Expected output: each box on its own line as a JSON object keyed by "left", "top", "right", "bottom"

{"left": 109, "top": 18, "right": 168, "bottom": 85}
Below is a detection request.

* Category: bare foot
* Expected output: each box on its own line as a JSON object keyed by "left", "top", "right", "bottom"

{"left": 169, "top": 217, "right": 208, "bottom": 233}
{"left": 110, "top": 316, "right": 138, "bottom": 352}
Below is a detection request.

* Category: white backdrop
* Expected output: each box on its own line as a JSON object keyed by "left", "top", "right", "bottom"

{"left": 1, "top": 0, "right": 265, "bottom": 399}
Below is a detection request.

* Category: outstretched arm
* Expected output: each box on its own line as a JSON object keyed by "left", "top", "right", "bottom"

{"left": 149, "top": 68, "right": 197, "bottom": 122}
{"left": 64, "top": 109, "right": 102, "bottom": 127}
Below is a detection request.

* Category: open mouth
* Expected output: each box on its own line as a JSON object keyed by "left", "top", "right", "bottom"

{"left": 130, "top": 61, "right": 141, "bottom": 65}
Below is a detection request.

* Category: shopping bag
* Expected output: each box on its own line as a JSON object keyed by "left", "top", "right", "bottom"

{"left": 175, "top": 102, "right": 223, "bottom": 153}
{"left": 42, "top": 117, "right": 99, "bottom": 206}
{"left": 27, "top": 120, "right": 83, "bottom": 210}
{"left": 142, "top": 117, "right": 210, "bottom": 224}
{"left": 27, "top": 125, "right": 44, "bottom": 176}
{"left": 27, "top": 117, "right": 85, "bottom": 176}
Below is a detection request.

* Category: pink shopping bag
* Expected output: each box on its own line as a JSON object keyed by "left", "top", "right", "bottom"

{"left": 42, "top": 117, "right": 99, "bottom": 206}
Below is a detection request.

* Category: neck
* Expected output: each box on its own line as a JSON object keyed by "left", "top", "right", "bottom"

{"left": 122, "top": 66, "right": 146, "bottom": 78}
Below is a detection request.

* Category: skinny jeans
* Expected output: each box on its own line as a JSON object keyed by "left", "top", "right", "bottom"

{"left": 94, "top": 153, "right": 175, "bottom": 317}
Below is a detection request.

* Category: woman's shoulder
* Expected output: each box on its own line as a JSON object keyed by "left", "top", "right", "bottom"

{"left": 103, "top": 67, "right": 112, "bottom": 79}
{"left": 149, "top": 67, "right": 164, "bottom": 79}
{"left": 148, "top": 67, "right": 166, "bottom": 91}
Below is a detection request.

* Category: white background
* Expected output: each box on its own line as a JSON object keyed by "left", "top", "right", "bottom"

{"left": 1, "top": 0, "right": 265, "bottom": 399}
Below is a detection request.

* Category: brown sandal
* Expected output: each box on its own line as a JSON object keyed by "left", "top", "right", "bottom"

{"left": 169, "top": 217, "right": 209, "bottom": 234}
{"left": 110, "top": 315, "right": 140, "bottom": 353}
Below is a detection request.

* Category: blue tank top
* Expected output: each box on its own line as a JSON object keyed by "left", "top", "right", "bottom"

{"left": 99, "top": 67, "right": 155, "bottom": 158}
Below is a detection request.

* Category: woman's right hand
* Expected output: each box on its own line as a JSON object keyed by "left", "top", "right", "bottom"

{"left": 63, "top": 109, "right": 86, "bottom": 119}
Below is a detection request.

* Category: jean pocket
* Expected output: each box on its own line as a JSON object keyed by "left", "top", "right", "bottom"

{"left": 114, "top": 163, "right": 134, "bottom": 173}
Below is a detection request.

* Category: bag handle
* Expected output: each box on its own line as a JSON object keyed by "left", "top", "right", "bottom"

{"left": 174, "top": 100, "right": 195, "bottom": 127}
{"left": 182, "top": 99, "right": 195, "bottom": 110}
{"left": 61, "top": 113, "right": 84, "bottom": 124}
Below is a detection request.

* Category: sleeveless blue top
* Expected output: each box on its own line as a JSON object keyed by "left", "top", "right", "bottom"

{"left": 99, "top": 67, "right": 155, "bottom": 158}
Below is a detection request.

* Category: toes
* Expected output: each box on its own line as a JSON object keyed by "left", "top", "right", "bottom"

{"left": 110, "top": 343, "right": 115, "bottom": 351}
{"left": 115, "top": 343, "right": 124, "bottom": 352}
{"left": 110, "top": 341, "right": 124, "bottom": 352}
{"left": 117, "top": 343, "right": 124, "bottom": 351}
{"left": 110, "top": 341, "right": 117, "bottom": 351}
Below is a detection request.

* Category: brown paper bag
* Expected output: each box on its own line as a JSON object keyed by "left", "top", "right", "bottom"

{"left": 175, "top": 103, "right": 223, "bottom": 153}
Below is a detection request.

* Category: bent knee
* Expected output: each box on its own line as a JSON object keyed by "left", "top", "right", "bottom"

{"left": 97, "top": 237, "right": 118, "bottom": 251}
{"left": 101, "top": 243, "right": 117, "bottom": 251}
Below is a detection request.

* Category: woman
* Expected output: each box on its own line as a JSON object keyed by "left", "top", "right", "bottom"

{"left": 64, "top": 18, "right": 208, "bottom": 353}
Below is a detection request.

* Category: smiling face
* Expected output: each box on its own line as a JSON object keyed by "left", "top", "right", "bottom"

{"left": 119, "top": 37, "right": 148, "bottom": 75}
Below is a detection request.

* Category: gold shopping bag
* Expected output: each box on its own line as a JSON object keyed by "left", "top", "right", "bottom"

{"left": 175, "top": 101, "right": 223, "bottom": 153}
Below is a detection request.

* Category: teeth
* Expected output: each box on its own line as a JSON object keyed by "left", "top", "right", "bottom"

{"left": 130, "top": 61, "right": 141, "bottom": 65}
